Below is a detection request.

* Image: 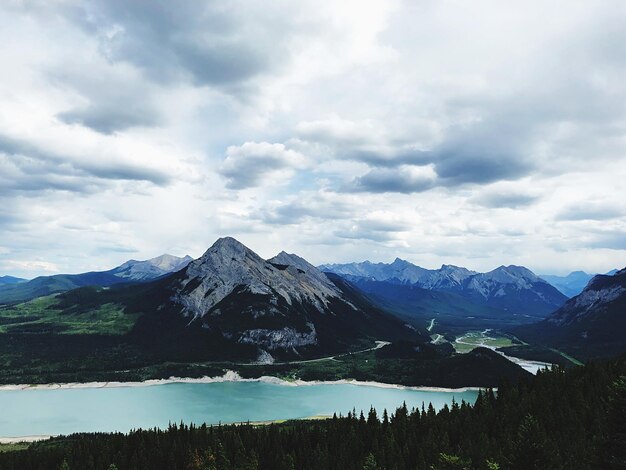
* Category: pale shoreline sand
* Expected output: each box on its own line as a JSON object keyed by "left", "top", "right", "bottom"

{"left": 0, "top": 435, "right": 53, "bottom": 445}
{"left": 0, "top": 370, "right": 484, "bottom": 393}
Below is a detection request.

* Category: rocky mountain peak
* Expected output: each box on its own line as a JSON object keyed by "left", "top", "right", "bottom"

{"left": 486, "top": 265, "right": 541, "bottom": 283}
{"left": 173, "top": 238, "right": 350, "bottom": 323}
{"left": 203, "top": 237, "right": 260, "bottom": 260}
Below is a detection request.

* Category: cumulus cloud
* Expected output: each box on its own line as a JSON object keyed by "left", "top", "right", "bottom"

{"left": 66, "top": 1, "right": 284, "bottom": 89}
{"left": 256, "top": 193, "right": 354, "bottom": 225}
{"left": 471, "top": 184, "right": 542, "bottom": 209}
{"left": 219, "top": 142, "right": 309, "bottom": 189}
{"left": 0, "top": 132, "right": 173, "bottom": 195}
{"left": 346, "top": 165, "right": 437, "bottom": 193}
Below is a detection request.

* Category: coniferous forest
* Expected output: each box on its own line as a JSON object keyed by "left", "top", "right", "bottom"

{"left": 0, "top": 357, "right": 624, "bottom": 470}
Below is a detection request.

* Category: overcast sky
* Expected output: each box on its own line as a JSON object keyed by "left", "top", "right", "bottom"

{"left": 1, "top": 0, "right": 625, "bottom": 278}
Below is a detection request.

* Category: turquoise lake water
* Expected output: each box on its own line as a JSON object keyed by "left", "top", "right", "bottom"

{"left": 0, "top": 381, "right": 478, "bottom": 437}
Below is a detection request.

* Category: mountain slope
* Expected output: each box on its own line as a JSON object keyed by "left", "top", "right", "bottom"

{"left": 514, "top": 268, "right": 626, "bottom": 359}
{"left": 0, "top": 271, "right": 127, "bottom": 305}
{"left": 347, "top": 278, "right": 535, "bottom": 332}
{"left": 0, "top": 254, "right": 192, "bottom": 305}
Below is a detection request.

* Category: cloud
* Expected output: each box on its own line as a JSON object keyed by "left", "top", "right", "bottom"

{"left": 0, "top": 135, "right": 172, "bottom": 195}
{"left": 334, "top": 217, "right": 408, "bottom": 243}
{"left": 67, "top": 1, "right": 292, "bottom": 91}
{"left": 45, "top": 53, "right": 165, "bottom": 134}
{"left": 346, "top": 165, "right": 437, "bottom": 193}
{"left": 585, "top": 231, "right": 626, "bottom": 250}
{"left": 472, "top": 184, "right": 541, "bottom": 209}
{"left": 219, "top": 142, "right": 308, "bottom": 189}
{"left": 556, "top": 202, "right": 625, "bottom": 221}
{"left": 256, "top": 194, "right": 353, "bottom": 225}
{"left": 0, "top": 1, "right": 626, "bottom": 276}
{"left": 0, "top": 259, "right": 59, "bottom": 274}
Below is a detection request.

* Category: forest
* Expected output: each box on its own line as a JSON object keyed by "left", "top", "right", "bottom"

{"left": 0, "top": 356, "right": 624, "bottom": 470}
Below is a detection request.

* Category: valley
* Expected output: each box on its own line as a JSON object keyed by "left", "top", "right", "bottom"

{"left": 0, "top": 237, "right": 622, "bottom": 458}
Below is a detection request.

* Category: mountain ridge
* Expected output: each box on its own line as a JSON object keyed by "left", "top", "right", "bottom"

{"left": 321, "top": 260, "right": 567, "bottom": 317}
{"left": 514, "top": 268, "right": 626, "bottom": 359}
{"left": 0, "top": 253, "right": 193, "bottom": 305}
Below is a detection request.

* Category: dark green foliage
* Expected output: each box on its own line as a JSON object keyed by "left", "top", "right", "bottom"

{"left": 1, "top": 358, "right": 623, "bottom": 470}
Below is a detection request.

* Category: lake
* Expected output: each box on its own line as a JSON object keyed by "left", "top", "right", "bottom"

{"left": 0, "top": 380, "right": 478, "bottom": 438}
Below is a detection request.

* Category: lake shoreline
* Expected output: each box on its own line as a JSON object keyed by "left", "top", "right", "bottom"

{"left": 0, "top": 370, "right": 485, "bottom": 393}
{"left": 0, "top": 415, "right": 337, "bottom": 444}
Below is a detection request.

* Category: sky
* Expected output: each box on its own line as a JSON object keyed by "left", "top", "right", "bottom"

{"left": 0, "top": 0, "right": 625, "bottom": 278}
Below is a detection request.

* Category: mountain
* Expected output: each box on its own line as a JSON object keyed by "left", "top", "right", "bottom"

{"left": 322, "top": 261, "right": 567, "bottom": 318}
{"left": 346, "top": 278, "right": 533, "bottom": 332}
{"left": 0, "top": 275, "right": 26, "bottom": 285}
{"left": 540, "top": 271, "right": 595, "bottom": 297}
{"left": 515, "top": 268, "right": 626, "bottom": 359}
{"left": 459, "top": 265, "right": 567, "bottom": 317}
{"left": 156, "top": 238, "right": 419, "bottom": 358}
{"left": 540, "top": 269, "right": 619, "bottom": 297}
{"left": 0, "top": 253, "right": 192, "bottom": 305}
{"left": 110, "top": 254, "right": 193, "bottom": 281}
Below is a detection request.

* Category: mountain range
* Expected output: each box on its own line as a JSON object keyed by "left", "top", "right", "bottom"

{"left": 321, "top": 260, "right": 568, "bottom": 319}
{"left": 0, "top": 254, "right": 192, "bottom": 305}
{"left": 2, "top": 239, "right": 623, "bottom": 362}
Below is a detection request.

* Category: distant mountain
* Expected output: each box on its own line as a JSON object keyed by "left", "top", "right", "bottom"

{"left": 0, "top": 253, "right": 192, "bottom": 305}
{"left": 319, "top": 259, "right": 476, "bottom": 288}
{"left": 460, "top": 265, "right": 567, "bottom": 317}
{"left": 515, "top": 268, "right": 626, "bottom": 359}
{"left": 0, "top": 275, "right": 26, "bottom": 285}
{"left": 539, "top": 270, "right": 614, "bottom": 298}
{"left": 110, "top": 254, "right": 193, "bottom": 281}
{"left": 345, "top": 278, "right": 534, "bottom": 331}
{"left": 321, "top": 261, "right": 567, "bottom": 318}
